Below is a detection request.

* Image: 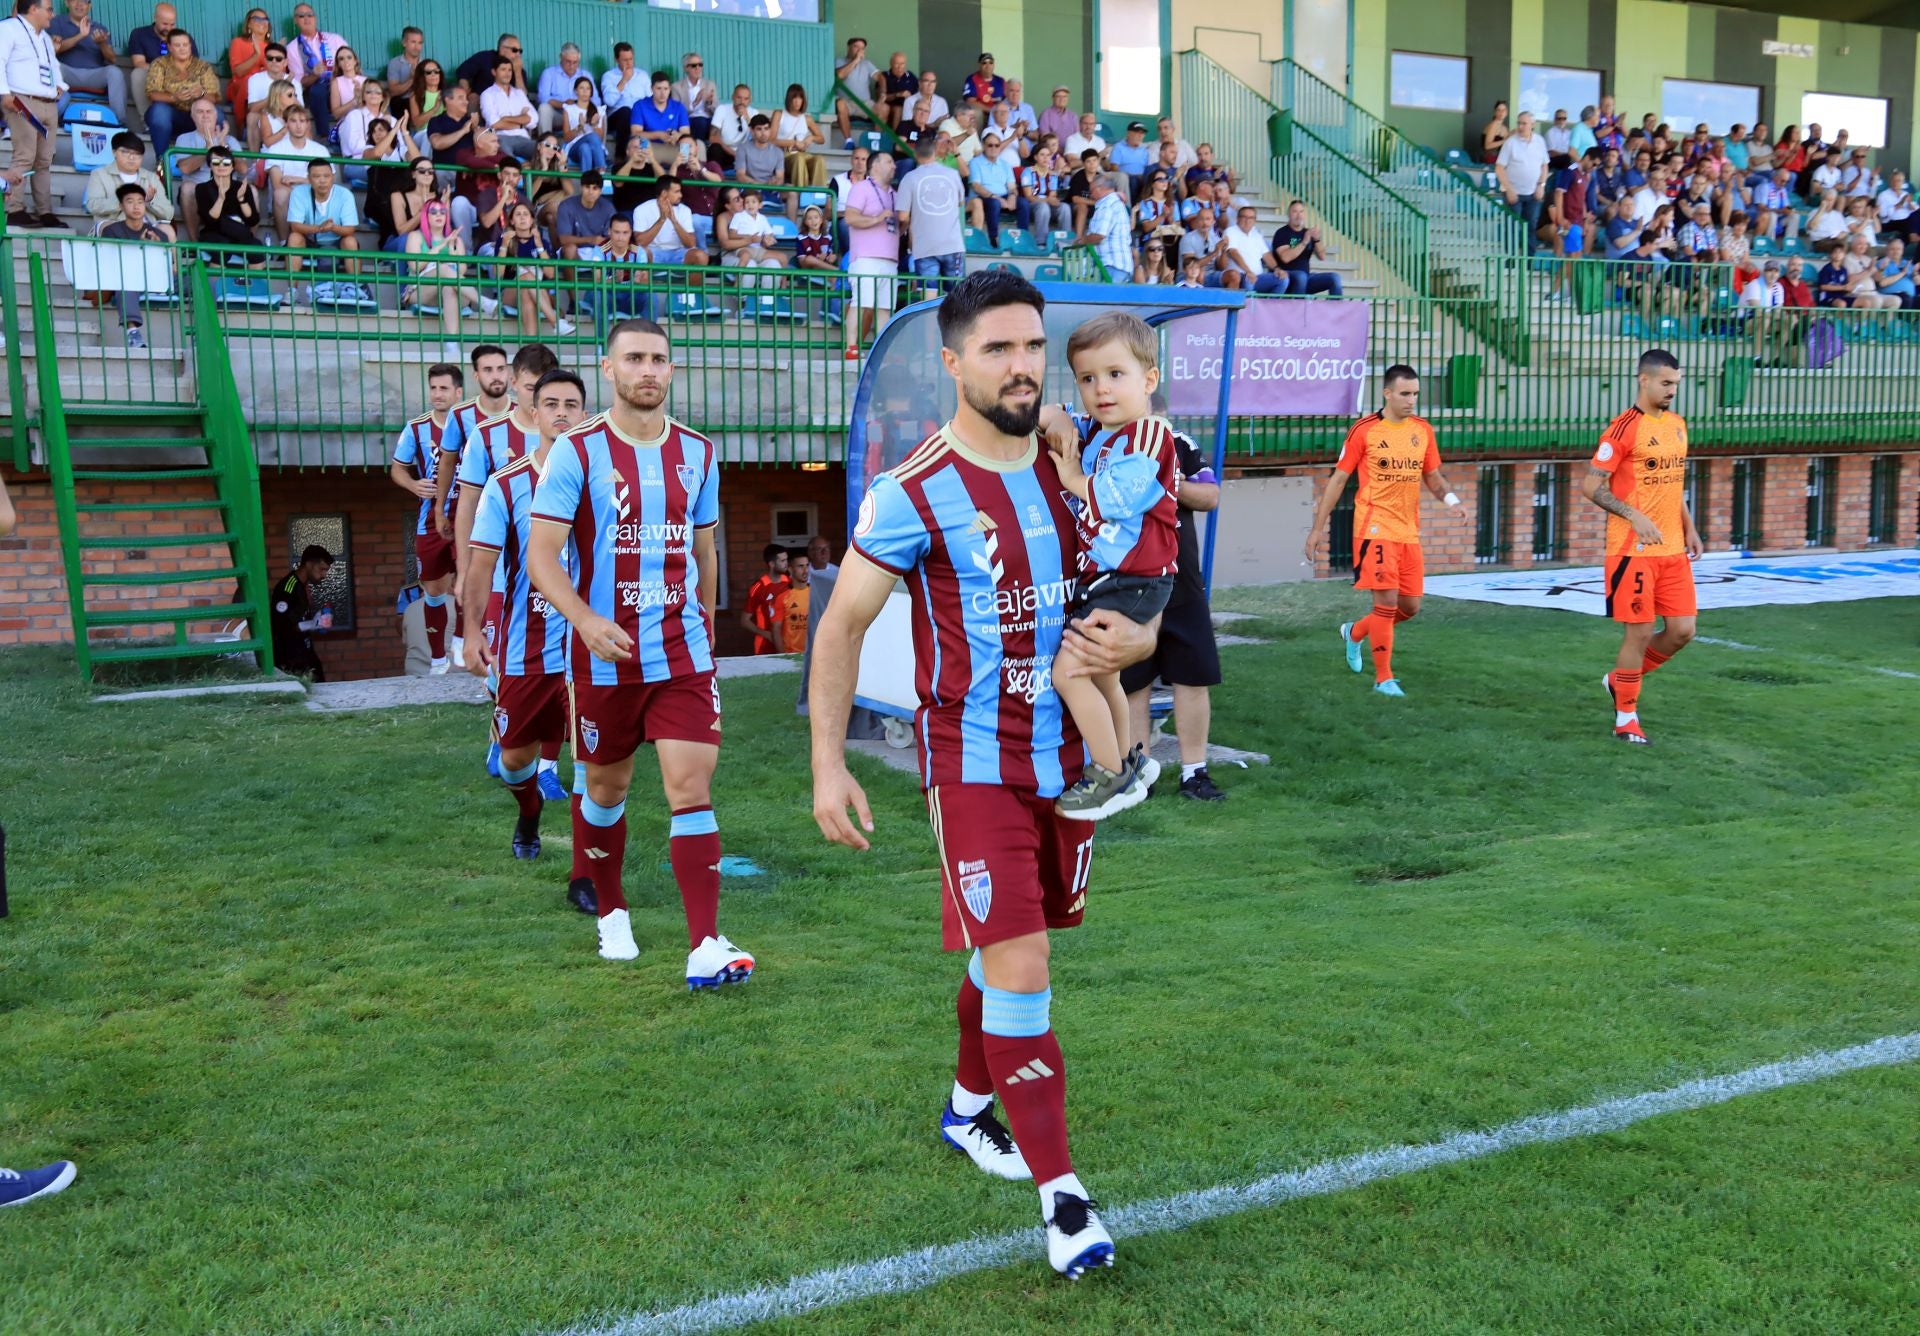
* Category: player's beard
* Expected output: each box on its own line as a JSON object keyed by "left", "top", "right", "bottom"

{"left": 615, "top": 377, "right": 668, "bottom": 412}
{"left": 964, "top": 376, "right": 1043, "bottom": 438}
{"left": 482, "top": 377, "right": 510, "bottom": 401}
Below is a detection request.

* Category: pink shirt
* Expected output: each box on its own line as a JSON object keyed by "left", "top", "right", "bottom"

{"left": 844, "top": 178, "right": 897, "bottom": 263}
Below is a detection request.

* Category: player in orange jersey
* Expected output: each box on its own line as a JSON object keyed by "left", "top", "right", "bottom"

{"left": 1583, "top": 348, "right": 1702, "bottom": 745}
{"left": 1306, "top": 365, "right": 1465, "bottom": 697}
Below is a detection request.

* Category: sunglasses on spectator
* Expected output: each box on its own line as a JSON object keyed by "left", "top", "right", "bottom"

{"left": 414, "top": 165, "right": 436, "bottom": 174}
{"left": 267, "top": 53, "right": 286, "bottom": 62}
{"left": 687, "top": 61, "right": 702, "bottom": 68}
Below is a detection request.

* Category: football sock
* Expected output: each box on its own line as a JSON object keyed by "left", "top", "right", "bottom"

{"left": 579, "top": 795, "right": 628, "bottom": 916}
{"left": 501, "top": 758, "right": 542, "bottom": 822}
{"left": 1347, "top": 616, "right": 1370, "bottom": 643}
{"left": 539, "top": 738, "right": 561, "bottom": 763}
{"left": 668, "top": 806, "right": 722, "bottom": 947}
{"left": 953, "top": 950, "right": 993, "bottom": 1107}
{"left": 537, "top": 756, "right": 558, "bottom": 775}
{"left": 1368, "top": 603, "right": 1397, "bottom": 683}
{"left": 453, "top": 602, "right": 464, "bottom": 639}
{"left": 1037, "top": 1171, "right": 1091, "bottom": 1218}
{"left": 1642, "top": 646, "right": 1672, "bottom": 676}
{"left": 569, "top": 770, "right": 588, "bottom": 882}
{"left": 981, "top": 985, "right": 1071, "bottom": 1188}
{"left": 422, "top": 593, "right": 449, "bottom": 661}
{"left": 1181, "top": 762, "right": 1204, "bottom": 781}
{"left": 1392, "top": 605, "right": 1416, "bottom": 623}
{"left": 1612, "top": 668, "right": 1643, "bottom": 723}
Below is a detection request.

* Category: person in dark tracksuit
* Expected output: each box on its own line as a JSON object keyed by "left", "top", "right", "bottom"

{"left": 270, "top": 544, "right": 334, "bottom": 679}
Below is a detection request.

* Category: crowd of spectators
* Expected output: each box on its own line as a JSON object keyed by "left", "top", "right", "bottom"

{"left": 13, "top": 2, "right": 1354, "bottom": 353}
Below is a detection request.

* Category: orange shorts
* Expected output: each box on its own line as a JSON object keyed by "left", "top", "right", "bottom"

{"left": 1352, "top": 538, "right": 1424, "bottom": 597}
{"left": 1604, "top": 553, "right": 1697, "bottom": 623}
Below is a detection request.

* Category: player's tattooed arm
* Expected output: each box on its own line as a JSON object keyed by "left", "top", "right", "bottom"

{"left": 1581, "top": 466, "right": 1664, "bottom": 545}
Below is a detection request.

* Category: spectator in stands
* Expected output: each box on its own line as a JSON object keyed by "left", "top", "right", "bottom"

{"left": 608, "top": 133, "right": 655, "bottom": 214}
{"left": 1021, "top": 144, "right": 1071, "bottom": 235}
{"left": 562, "top": 77, "right": 610, "bottom": 172}
{"left": 471, "top": 150, "right": 529, "bottom": 254}
{"left": 674, "top": 52, "right": 717, "bottom": 147}
{"left": 1541, "top": 149, "right": 1593, "bottom": 298}
{"left": 707, "top": 82, "right": 756, "bottom": 171}
{"left": 1133, "top": 233, "right": 1175, "bottom": 284}
{"left": 1815, "top": 241, "right": 1852, "bottom": 307}
{"left": 875, "top": 52, "right": 916, "bottom": 129}
{"left": 384, "top": 157, "right": 436, "bottom": 249}
{"left": 966, "top": 131, "right": 1026, "bottom": 245}
{"left": 1073, "top": 172, "right": 1134, "bottom": 281}
{"left": 601, "top": 41, "right": 645, "bottom": 154}
{"left": 552, "top": 167, "right": 612, "bottom": 259}
{"left": 223, "top": 9, "right": 273, "bottom": 124}
{"left": 127, "top": 3, "right": 190, "bottom": 119}
{"left": 1711, "top": 159, "right": 1750, "bottom": 226}
{"left": 793, "top": 201, "right": 839, "bottom": 291}
{"left": 1482, "top": 100, "right": 1510, "bottom": 164}
{"left": 526, "top": 132, "right": 574, "bottom": 234}
{"left": 1809, "top": 146, "right": 1842, "bottom": 197}
{"left": 1187, "top": 142, "right": 1234, "bottom": 194}
{"left": 284, "top": 4, "right": 345, "bottom": 141}
{"left": 1877, "top": 170, "right": 1915, "bottom": 241}
{"left": 385, "top": 25, "right": 423, "bottom": 103}
{"left": 51, "top": 0, "right": 127, "bottom": 126}
{"left": 1804, "top": 189, "right": 1846, "bottom": 246}
{"left": 482, "top": 56, "right": 538, "bottom": 158}
{"left": 1004, "top": 80, "right": 1036, "bottom": 136}
{"left": 535, "top": 42, "right": 589, "bottom": 137}
{"left": 634, "top": 70, "right": 692, "bottom": 170}
{"left": 1176, "top": 206, "right": 1228, "bottom": 281}
{"left": 633, "top": 175, "right": 710, "bottom": 269}
{"left": 833, "top": 36, "right": 879, "bottom": 143}
{"left": 721, "top": 187, "right": 788, "bottom": 304}
{"left": 1223, "top": 205, "right": 1281, "bottom": 292}
{"left": 736, "top": 111, "right": 785, "bottom": 193}
{"left": 942, "top": 111, "right": 982, "bottom": 172}
{"left": 1780, "top": 254, "right": 1814, "bottom": 308}
{"left": 1841, "top": 149, "right": 1880, "bottom": 200}
{"left": 1845, "top": 233, "right": 1900, "bottom": 310}
{"left": 1066, "top": 112, "right": 1106, "bottom": 163}
{"left": 1742, "top": 123, "right": 1774, "bottom": 184}
{"left": 1496, "top": 110, "right": 1550, "bottom": 233}
{"left": 324, "top": 46, "right": 367, "bottom": 129}
{"left": 1623, "top": 146, "right": 1651, "bottom": 189}
{"left": 405, "top": 60, "right": 444, "bottom": 154}
{"left": 1034, "top": 84, "right": 1074, "bottom": 146}
{"left": 1156, "top": 116, "right": 1199, "bottom": 174}
{"left": 144, "top": 28, "right": 218, "bottom": 162}
{"left": 1131, "top": 169, "right": 1173, "bottom": 238}
{"left": 1543, "top": 108, "right": 1572, "bottom": 157}
{"left": 776, "top": 83, "right": 829, "bottom": 207}
{"left": 1775, "top": 125, "right": 1807, "bottom": 176}
{"left": 456, "top": 33, "right": 523, "bottom": 95}
{"left": 85, "top": 131, "right": 171, "bottom": 226}
{"left": 194, "top": 146, "right": 263, "bottom": 256}
{"left": 1570, "top": 105, "right": 1599, "bottom": 156}
{"left": 984, "top": 102, "right": 1028, "bottom": 159}
{"left": 1270, "top": 200, "right": 1342, "bottom": 296}
{"left": 830, "top": 143, "right": 869, "bottom": 212}
{"left": 896, "top": 137, "right": 965, "bottom": 287}
{"left": 843, "top": 149, "right": 897, "bottom": 357}
{"left": 903, "top": 70, "right": 947, "bottom": 123}
{"left": 895, "top": 98, "right": 938, "bottom": 166}
{"left": 962, "top": 52, "right": 1004, "bottom": 113}
{"left": 1844, "top": 194, "right": 1879, "bottom": 246}
{"left": 1875, "top": 234, "right": 1917, "bottom": 310}
{"left": 403, "top": 197, "right": 488, "bottom": 344}
{"left": 1750, "top": 167, "right": 1798, "bottom": 243}
{"left": 249, "top": 75, "right": 297, "bottom": 164}
{"left": 588, "top": 214, "right": 649, "bottom": 326}
{"left": 427, "top": 82, "right": 477, "bottom": 168}
{"left": 337, "top": 80, "right": 393, "bottom": 184}
{"left": 1110, "top": 121, "right": 1153, "bottom": 198}
{"left": 241, "top": 40, "right": 287, "bottom": 127}
{"left": 500, "top": 200, "right": 573, "bottom": 336}
{"left": 172, "top": 96, "right": 241, "bottom": 239}
{"left": 1175, "top": 253, "right": 1206, "bottom": 288}
{"left": 286, "top": 158, "right": 360, "bottom": 283}
{"left": 1151, "top": 138, "right": 1186, "bottom": 197}
{"left": 1590, "top": 144, "right": 1626, "bottom": 215}
{"left": 1065, "top": 147, "right": 1102, "bottom": 233}
{"left": 99, "top": 182, "right": 170, "bottom": 349}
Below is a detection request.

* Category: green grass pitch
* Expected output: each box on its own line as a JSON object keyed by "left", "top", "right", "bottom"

{"left": 1, "top": 583, "right": 1916, "bottom": 1334}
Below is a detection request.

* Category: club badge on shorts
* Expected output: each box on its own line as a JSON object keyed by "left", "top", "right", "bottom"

{"left": 580, "top": 717, "right": 600, "bottom": 752}
{"left": 494, "top": 707, "right": 510, "bottom": 736}
{"left": 957, "top": 858, "right": 993, "bottom": 920}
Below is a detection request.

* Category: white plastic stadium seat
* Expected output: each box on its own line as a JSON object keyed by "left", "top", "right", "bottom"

{"left": 60, "top": 239, "right": 177, "bottom": 298}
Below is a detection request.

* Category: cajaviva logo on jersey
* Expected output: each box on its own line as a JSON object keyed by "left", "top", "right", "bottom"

{"left": 963, "top": 511, "right": 1073, "bottom": 630}
{"left": 605, "top": 519, "right": 691, "bottom": 553}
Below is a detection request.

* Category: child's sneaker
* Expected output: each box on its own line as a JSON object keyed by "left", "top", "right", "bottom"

{"left": 1055, "top": 760, "right": 1149, "bottom": 821}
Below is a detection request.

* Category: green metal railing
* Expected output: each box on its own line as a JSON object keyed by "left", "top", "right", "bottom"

{"left": 186, "top": 257, "right": 275, "bottom": 670}
{"left": 29, "top": 255, "right": 88, "bottom": 671}
{"left": 0, "top": 213, "right": 28, "bottom": 469}
{"left": 829, "top": 77, "right": 908, "bottom": 159}
{"left": 1177, "top": 50, "right": 1430, "bottom": 295}
{"left": 1270, "top": 58, "right": 1527, "bottom": 272}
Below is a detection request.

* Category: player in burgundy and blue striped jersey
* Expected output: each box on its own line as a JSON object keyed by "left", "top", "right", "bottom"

{"left": 526, "top": 319, "right": 754, "bottom": 989}
{"left": 809, "top": 273, "right": 1159, "bottom": 1281}
{"left": 430, "top": 343, "right": 513, "bottom": 588}
{"left": 388, "top": 362, "right": 464, "bottom": 672}
{"left": 450, "top": 344, "right": 557, "bottom": 593}
{"left": 465, "top": 370, "right": 588, "bottom": 882}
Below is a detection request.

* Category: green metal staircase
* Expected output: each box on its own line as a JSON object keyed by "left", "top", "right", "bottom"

{"left": 32, "top": 255, "right": 275, "bottom": 679}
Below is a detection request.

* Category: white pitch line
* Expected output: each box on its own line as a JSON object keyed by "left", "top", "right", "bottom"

{"left": 1696, "top": 636, "right": 1920, "bottom": 680}
{"left": 552, "top": 1031, "right": 1920, "bottom": 1336}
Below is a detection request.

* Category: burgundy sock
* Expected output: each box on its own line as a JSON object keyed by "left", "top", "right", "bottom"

{"left": 955, "top": 972, "right": 992, "bottom": 1096}
{"left": 423, "top": 599, "right": 448, "bottom": 660}
{"left": 668, "top": 805, "right": 721, "bottom": 947}
{"left": 569, "top": 794, "right": 588, "bottom": 882}
{"left": 505, "top": 777, "right": 542, "bottom": 822}
{"left": 984, "top": 1029, "right": 1072, "bottom": 1185}
{"left": 578, "top": 806, "right": 628, "bottom": 916}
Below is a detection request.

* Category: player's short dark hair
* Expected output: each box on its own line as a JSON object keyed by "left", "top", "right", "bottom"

{"left": 606, "top": 317, "right": 670, "bottom": 355}
{"left": 300, "top": 544, "right": 334, "bottom": 566}
{"left": 470, "top": 343, "right": 508, "bottom": 369}
{"left": 1637, "top": 348, "right": 1680, "bottom": 374}
{"left": 533, "top": 368, "right": 586, "bottom": 403}
{"left": 511, "top": 343, "right": 559, "bottom": 379}
{"left": 426, "top": 362, "right": 464, "bottom": 386}
{"left": 788, "top": 547, "right": 810, "bottom": 563}
{"left": 762, "top": 542, "right": 785, "bottom": 563}
{"left": 1383, "top": 364, "right": 1420, "bottom": 387}
{"left": 111, "top": 131, "right": 144, "bottom": 154}
{"left": 938, "top": 270, "right": 1045, "bottom": 352}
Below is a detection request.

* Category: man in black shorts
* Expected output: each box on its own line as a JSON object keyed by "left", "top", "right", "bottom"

{"left": 1121, "top": 410, "right": 1225, "bottom": 801}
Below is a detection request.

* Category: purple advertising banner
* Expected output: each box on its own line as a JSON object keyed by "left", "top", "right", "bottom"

{"left": 1162, "top": 299, "right": 1372, "bottom": 417}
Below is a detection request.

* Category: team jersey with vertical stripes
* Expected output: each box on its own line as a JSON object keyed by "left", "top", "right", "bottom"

{"left": 456, "top": 411, "right": 536, "bottom": 489}
{"left": 390, "top": 412, "right": 450, "bottom": 536}
{"left": 850, "top": 426, "right": 1085, "bottom": 798}
{"left": 1064, "top": 411, "right": 1181, "bottom": 578}
{"left": 530, "top": 414, "right": 720, "bottom": 686}
{"left": 436, "top": 397, "right": 513, "bottom": 501}
{"left": 1592, "top": 407, "right": 1689, "bottom": 557}
{"left": 469, "top": 450, "right": 571, "bottom": 677}
{"left": 1335, "top": 411, "right": 1442, "bottom": 546}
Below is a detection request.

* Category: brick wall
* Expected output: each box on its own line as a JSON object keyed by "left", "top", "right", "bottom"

{"left": 0, "top": 462, "right": 849, "bottom": 679}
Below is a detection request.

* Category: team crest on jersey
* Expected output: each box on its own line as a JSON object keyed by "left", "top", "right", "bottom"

{"left": 494, "top": 707, "right": 509, "bottom": 736}
{"left": 957, "top": 858, "right": 993, "bottom": 920}
{"left": 580, "top": 717, "right": 600, "bottom": 752}
{"left": 676, "top": 463, "right": 700, "bottom": 493}
{"left": 1596, "top": 441, "right": 1615, "bottom": 461}
{"left": 855, "top": 491, "right": 877, "bottom": 537}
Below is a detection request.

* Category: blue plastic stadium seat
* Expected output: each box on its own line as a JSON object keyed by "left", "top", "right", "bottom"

{"left": 963, "top": 227, "right": 997, "bottom": 254}
{"left": 998, "top": 228, "right": 1045, "bottom": 256}
{"left": 763, "top": 215, "right": 799, "bottom": 242}
{"left": 1444, "top": 148, "right": 1470, "bottom": 166}
{"left": 986, "top": 261, "right": 1018, "bottom": 273}
{"left": 1047, "top": 229, "right": 1074, "bottom": 253}
{"left": 1034, "top": 262, "right": 1065, "bottom": 282}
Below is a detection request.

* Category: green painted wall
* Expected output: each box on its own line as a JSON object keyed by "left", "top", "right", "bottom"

{"left": 835, "top": 0, "right": 1093, "bottom": 121}
{"left": 1366, "top": 0, "right": 1920, "bottom": 170}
